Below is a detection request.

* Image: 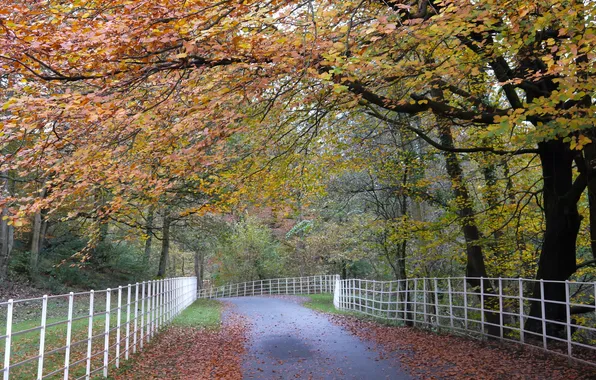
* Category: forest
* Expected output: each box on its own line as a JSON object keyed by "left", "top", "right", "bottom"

{"left": 0, "top": 0, "right": 595, "bottom": 337}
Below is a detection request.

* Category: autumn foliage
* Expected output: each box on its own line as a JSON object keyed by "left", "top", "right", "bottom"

{"left": 1, "top": 0, "right": 596, "bottom": 338}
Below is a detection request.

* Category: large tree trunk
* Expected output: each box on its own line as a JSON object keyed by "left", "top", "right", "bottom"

{"left": 527, "top": 140, "right": 582, "bottom": 336}
{"left": 583, "top": 138, "right": 596, "bottom": 260}
{"left": 157, "top": 211, "right": 170, "bottom": 277}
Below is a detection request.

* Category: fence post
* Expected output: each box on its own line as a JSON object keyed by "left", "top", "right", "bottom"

{"left": 103, "top": 289, "right": 111, "bottom": 377}
{"left": 480, "top": 277, "right": 485, "bottom": 335}
{"left": 4, "top": 299, "right": 13, "bottom": 380}
{"left": 396, "top": 280, "right": 401, "bottom": 320}
{"left": 565, "top": 280, "right": 572, "bottom": 357}
{"left": 365, "top": 280, "right": 369, "bottom": 313}
{"left": 333, "top": 275, "right": 341, "bottom": 309}
{"left": 134, "top": 283, "right": 140, "bottom": 352}
{"left": 37, "top": 294, "right": 48, "bottom": 380}
{"left": 540, "top": 279, "right": 547, "bottom": 350}
{"left": 422, "top": 279, "right": 427, "bottom": 324}
{"left": 387, "top": 282, "right": 392, "bottom": 319}
{"left": 140, "top": 282, "right": 145, "bottom": 349}
{"left": 413, "top": 278, "right": 418, "bottom": 325}
{"left": 165, "top": 280, "right": 170, "bottom": 323}
{"left": 158, "top": 280, "right": 162, "bottom": 330}
{"left": 434, "top": 278, "right": 439, "bottom": 326}
{"left": 148, "top": 281, "right": 153, "bottom": 340}
{"left": 447, "top": 278, "right": 453, "bottom": 328}
{"left": 156, "top": 281, "right": 161, "bottom": 330}
{"left": 463, "top": 280, "right": 468, "bottom": 329}
{"left": 64, "top": 292, "right": 74, "bottom": 380}
{"left": 116, "top": 286, "right": 122, "bottom": 368}
{"left": 519, "top": 278, "right": 524, "bottom": 344}
{"left": 126, "top": 285, "right": 131, "bottom": 360}
{"left": 498, "top": 278, "right": 503, "bottom": 339}
{"left": 358, "top": 279, "right": 362, "bottom": 312}
{"left": 86, "top": 290, "right": 95, "bottom": 380}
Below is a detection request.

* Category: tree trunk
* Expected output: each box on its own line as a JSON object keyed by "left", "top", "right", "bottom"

{"left": 30, "top": 210, "right": 42, "bottom": 275}
{"left": 527, "top": 140, "right": 581, "bottom": 336}
{"left": 157, "top": 212, "right": 170, "bottom": 277}
{"left": 0, "top": 173, "right": 12, "bottom": 281}
{"left": 438, "top": 123, "right": 500, "bottom": 336}
{"left": 583, "top": 139, "right": 596, "bottom": 260}
{"left": 194, "top": 251, "right": 204, "bottom": 290}
{"left": 30, "top": 188, "right": 47, "bottom": 277}
{"left": 170, "top": 255, "right": 176, "bottom": 276}
{"left": 144, "top": 205, "right": 155, "bottom": 264}
{"left": 482, "top": 161, "right": 505, "bottom": 257}
{"left": 397, "top": 167, "right": 408, "bottom": 280}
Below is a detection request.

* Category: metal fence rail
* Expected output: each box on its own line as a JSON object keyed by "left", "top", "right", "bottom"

{"left": 333, "top": 276, "right": 596, "bottom": 366}
{"left": 1, "top": 276, "right": 197, "bottom": 379}
{"left": 197, "top": 275, "right": 336, "bottom": 299}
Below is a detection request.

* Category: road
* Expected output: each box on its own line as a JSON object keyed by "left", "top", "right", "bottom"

{"left": 223, "top": 296, "right": 410, "bottom": 380}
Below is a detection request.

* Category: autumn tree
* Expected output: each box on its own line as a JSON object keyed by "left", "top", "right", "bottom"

{"left": 2, "top": 0, "right": 595, "bottom": 335}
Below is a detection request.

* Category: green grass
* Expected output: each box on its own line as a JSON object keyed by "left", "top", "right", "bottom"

{"left": 1, "top": 312, "right": 126, "bottom": 379}
{"left": 1, "top": 299, "right": 224, "bottom": 379}
{"left": 171, "top": 299, "right": 222, "bottom": 329}
{"left": 302, "top": 294, "right": 345, "bottom": 314}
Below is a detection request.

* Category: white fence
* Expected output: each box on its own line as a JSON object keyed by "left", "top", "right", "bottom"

{"left": 198, "top": 275, "right": 336, "bottom": 299}
{"left": 333, "top": 276, "right": 596, "bottom": 366}
{"left": 0, "top": 277, "right": 197, "bottom": 379}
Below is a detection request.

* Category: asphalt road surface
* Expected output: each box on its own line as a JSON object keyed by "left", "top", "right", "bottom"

{"left": 223, "top": 296, "right": 411, "bottom": 380}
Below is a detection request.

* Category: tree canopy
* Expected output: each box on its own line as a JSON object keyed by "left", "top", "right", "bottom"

{"left": 1, "top": 0, "right": 595, "bottom": 334}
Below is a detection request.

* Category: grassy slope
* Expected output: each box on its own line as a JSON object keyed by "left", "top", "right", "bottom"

{"left": 170, "top": 299, "right": 222, "bottom": 329}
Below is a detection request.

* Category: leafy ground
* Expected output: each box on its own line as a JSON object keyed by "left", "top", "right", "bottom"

{"left": 304, "top": 294, "right": 595, "bottom": 379}
{"left": 112, "top": 299, "right": 247, "bottom": 379}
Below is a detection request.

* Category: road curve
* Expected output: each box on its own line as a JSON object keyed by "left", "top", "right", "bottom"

{"left": 222, "top": 296, "right": 411, "bottom": 380}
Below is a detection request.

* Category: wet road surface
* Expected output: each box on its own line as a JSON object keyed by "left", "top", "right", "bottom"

{"left": 223, "top": 296, "right": 410, "bottom": 380}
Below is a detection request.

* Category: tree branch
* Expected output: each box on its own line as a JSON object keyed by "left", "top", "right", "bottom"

{"left": 363, "top": 104, "right": 538, "bottom": 155}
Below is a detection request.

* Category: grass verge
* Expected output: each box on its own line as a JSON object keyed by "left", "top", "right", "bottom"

{"left": 171, "top": 298, "right": 222, "bottom": 329}
{"left": 301, "top": 294, "right": 342, "bottom": 314}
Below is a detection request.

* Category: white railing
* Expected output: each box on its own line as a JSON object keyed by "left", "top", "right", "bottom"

{"left": 0, "top": 276, "right": 197, "bottom": 379}
{"left": 198, "top": 275, "right": 336, "bottom": 299}
{"left": 334, "top": 276, "right": 596, "bottom": 366}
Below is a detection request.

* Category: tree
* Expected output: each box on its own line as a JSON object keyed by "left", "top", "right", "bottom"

{"left": 2, "top": 0, "right": 595, "bottom": 335}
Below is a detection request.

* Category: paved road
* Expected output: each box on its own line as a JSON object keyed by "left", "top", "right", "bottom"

{"left": 223, "top": 296, "right": 410, "bottom": 380}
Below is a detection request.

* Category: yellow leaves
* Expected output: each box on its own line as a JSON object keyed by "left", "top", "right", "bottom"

{"left": 332, "top": 84, "right": 348, "bottom": 94}
{"left": 319, "top": 72, "right": 332, "bottom": 81}
{"left": 569, "top": 134, "right": 592, "bottom": 151}
{"left": 2, "top": 98, "right": 16, "bottom": 111}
